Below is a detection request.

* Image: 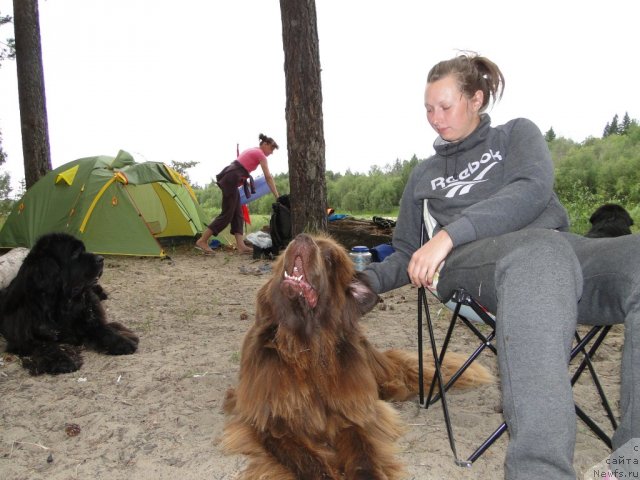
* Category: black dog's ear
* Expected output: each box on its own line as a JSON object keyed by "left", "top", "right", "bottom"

{"left": 24, "top": 256, "right": 62, "bottom": 295}
{"left": 349, "top": 272, "right": 380, "bottom": 315}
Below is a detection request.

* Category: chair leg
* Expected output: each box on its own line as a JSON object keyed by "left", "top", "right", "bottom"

{"left": 571, "top": 326, "right": 616, "bottom": 448}
{"left": 467, "top": 422, "right": 508, "bottom": 464}
{"left": 418, "top": 287, "right": 471, "bottom": 467}
{"left": 418, "top": 289, "right": 616, "bottom": 465}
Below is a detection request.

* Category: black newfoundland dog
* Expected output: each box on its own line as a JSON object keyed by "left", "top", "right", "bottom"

{"left": 585, "top": 203, "right": 634, "bottom": 238}
{"left": 0, "top": 232, "right": 138, "bottom": 375}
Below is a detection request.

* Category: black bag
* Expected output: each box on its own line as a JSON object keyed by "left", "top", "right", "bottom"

{"left": 269, "top": 194, "right": 292, "bottom": 255}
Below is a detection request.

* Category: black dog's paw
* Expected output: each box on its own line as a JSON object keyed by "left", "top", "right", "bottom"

{"left": 108, "top": 322, "right": 140, "bottom": 346}
{"left": 92, "top": 284, "right": 108, "bottom": 300}
{"left": 93, "top": 323, "right": 138, "bottom": 355}
{"left": 108, "top": 335, "right": 138, "bottom": 355}
{"left": 22, "top": 344, "right": 83, "bottom": 375}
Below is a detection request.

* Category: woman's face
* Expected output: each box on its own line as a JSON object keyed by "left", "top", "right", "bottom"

{"left": 424, "top": 74, "right": 482, "bottom": 142}
{"left": 261, "top": 143, "right": 276, "bottom": 156}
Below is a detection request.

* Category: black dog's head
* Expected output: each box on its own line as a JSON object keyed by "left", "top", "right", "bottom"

{"left": 585, "top": 203, "right": 634, "bottom": 238}
{"left": 20, "top": 233, "right": 104, "bottom": 298}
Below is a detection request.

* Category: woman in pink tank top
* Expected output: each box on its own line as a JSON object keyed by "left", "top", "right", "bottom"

{"left": 195, "top": 133, "right": 280, "bottom": 254}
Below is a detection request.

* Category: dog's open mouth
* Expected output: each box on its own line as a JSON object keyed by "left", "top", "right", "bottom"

{"left": 281, "top": 254, "right": 318, "bottom": 308}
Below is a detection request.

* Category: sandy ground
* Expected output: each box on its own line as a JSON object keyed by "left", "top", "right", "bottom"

{"left": 0, "top": 243, "right": 622, "bottom": 479}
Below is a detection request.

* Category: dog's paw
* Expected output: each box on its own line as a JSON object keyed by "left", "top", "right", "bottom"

{"left": 105, "top": 335, "right": 138, "bottom": 355}
{"left": 89, "top": 324, "right": 139, "bottom": 355}
{"left": 23, "top": 345, "right": 83, "bottom": 375}
{"left": 107, "top": 322, "right": 139, "bottom": 346}
{"left": 92, "top": 284, "right": 108, "bottom": 300}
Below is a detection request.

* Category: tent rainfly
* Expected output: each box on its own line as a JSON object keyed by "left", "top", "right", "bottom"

{"left": 0, "top": 150, "right": 209, "bottom": 257}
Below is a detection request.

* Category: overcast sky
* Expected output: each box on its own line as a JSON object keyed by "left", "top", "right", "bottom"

{"left": 0, "top": 0, "right": 638, "bottom": 193}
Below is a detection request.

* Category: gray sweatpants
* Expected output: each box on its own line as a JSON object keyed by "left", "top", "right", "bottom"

{"left": 436, "top": 228, "right": 640, "bottom": 479}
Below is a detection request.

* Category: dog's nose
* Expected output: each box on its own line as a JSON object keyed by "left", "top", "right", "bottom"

{"left": 96, "top": 255, "right": 104, "bottom": 266}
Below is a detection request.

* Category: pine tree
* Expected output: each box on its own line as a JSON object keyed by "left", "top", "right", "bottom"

{"left": 13, "top": 0, "right": 52, "bottom": 188}
{"left": 609, "top": 114, "right": 620, "bottom": 136}
{"left": 280, "top": 0, "right": 327, "bottom": 234}
{"left": 603, "top": 122, "right": 611, "bottom": 138}
{"left": 621, "top": 112, "right": 631, "bottom": 135}
{"left": 544, "top": 127, "right": 556, "bottom": 142}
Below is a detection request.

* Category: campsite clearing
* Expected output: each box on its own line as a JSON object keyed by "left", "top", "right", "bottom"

{"left": 0, "top": 244, "right": 620, "bottom": 479}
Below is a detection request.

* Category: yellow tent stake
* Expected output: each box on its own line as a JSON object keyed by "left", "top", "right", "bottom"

{"left": 79, "top": 176, "right": 117, "bottom": 233}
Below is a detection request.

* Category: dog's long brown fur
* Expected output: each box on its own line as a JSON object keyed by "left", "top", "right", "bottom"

{"left": 222, "top": 233, "right": 492, "bottom": 479}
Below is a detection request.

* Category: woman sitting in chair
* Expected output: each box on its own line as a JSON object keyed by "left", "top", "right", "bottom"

{"left": 363, "top": 52, "right": 640, "bottom": 479}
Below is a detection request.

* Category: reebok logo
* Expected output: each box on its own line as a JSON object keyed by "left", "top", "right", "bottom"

{"left": 431, "top": 149, "right": 503, "bottom": 198}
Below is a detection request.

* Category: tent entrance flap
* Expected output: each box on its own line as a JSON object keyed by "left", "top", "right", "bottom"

{"left": 125, "top": 183, "right": 169, "bottom": 234}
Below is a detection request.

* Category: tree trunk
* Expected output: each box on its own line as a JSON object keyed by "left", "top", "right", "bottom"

{"left": 13, "top": 0, "right": 51, "bottom": 189}
{"left": 279, "top": 0, "right": 327, "bottom": 235}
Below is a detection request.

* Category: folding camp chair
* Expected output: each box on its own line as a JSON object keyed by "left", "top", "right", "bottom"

{"left": 417, "top": 202, "right": 618, "bottom": 466}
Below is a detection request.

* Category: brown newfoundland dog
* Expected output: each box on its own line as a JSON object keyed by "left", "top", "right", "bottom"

{"left": 0, "top": 232, "right": 138, "bottom": 375}
{"left": 222, "top": 233, "right": 491, "bottom": 479}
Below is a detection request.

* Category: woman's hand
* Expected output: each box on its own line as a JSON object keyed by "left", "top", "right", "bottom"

{"left": 259, "top": 159, "right": 279, "bottom": 198}
{"left": 407, "top": 229, "right": 453, "bottom": 288}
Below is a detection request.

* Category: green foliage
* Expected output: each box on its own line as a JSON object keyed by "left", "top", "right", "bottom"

{"left": 603, "top": 112, "right": 637, "bottom": 138}
{"left": 622, "top": 112, "right": 632, "bottom": 134}
{"left": 0, "top": 11, "right": 16, "bottom": 213}
{"left": 553, "top": 120, "right": 640, "bottom": 233}
{"left": 0, "top": 171, "right": 12, "bottom": 215}
{"left": 547, "top": 135, "right": 579, "bottom": 167}
{"left": 169, "top": 160, "right": 199, "bottom": 184}
{"left": 0, "top": 129, "right": 6, "bottom": 166}
{"left": 544, "top": 127, "right": 556, "bottom": 142}
{"left": 607, "top": 114, "right": 620, "bottom": 137}
{"left": 556, "top": 182, "right": 620, "bottom": 234}
{"left": 555, "top": 122, "right": 640, "bottom": 204}
{"left": 0, "top": 11, "right": 15, "bottom": 65}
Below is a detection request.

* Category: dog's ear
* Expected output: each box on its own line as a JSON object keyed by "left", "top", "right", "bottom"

{"left": 349, "top": 272, "right": 380, "bottom": 315}
{"left": 24, "top": 256, "right": 62, "bottom": 295}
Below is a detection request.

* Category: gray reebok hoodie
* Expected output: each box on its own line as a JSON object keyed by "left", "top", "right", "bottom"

{"left": 364, "top": 114, "right": 570, "bottom": 293}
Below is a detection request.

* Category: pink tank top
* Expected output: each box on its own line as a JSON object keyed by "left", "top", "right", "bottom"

{"left": 236, "top": 147, "right": 266, "bottom": 173}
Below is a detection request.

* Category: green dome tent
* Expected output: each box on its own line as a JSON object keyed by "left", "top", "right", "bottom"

{"left": 0, "top": 150, "right": 209, "bottom": 257}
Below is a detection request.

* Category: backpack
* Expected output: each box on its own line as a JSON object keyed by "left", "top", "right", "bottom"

{"left": 269, "top": 194, "right": 292, "bottom": 255}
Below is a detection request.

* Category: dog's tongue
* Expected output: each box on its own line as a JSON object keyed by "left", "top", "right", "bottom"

{"left": 282, "top": 255, "right": 318, "bottom": 308}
